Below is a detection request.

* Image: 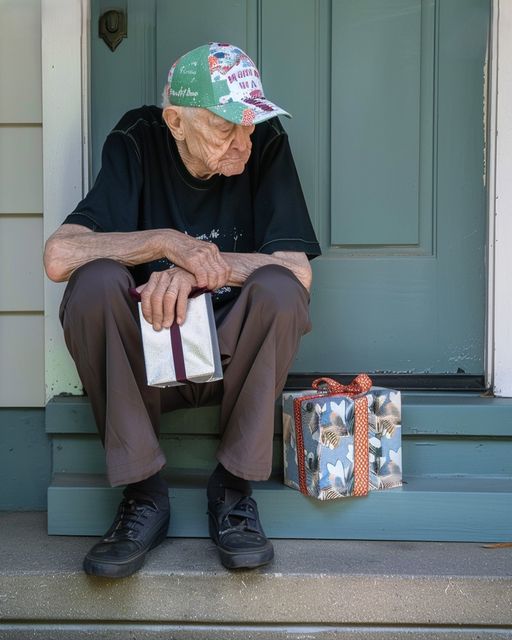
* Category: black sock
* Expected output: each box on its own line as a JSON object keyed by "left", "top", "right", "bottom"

{"left": 124, "top": 471, "right": 169, "bottom": 510}
{"left": 207, "top": 463, "right": 251, "bottom": 503}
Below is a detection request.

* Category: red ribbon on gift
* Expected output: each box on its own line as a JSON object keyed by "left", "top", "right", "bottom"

{"left": 292, "top": 375, "right": 372, "bottom": 498}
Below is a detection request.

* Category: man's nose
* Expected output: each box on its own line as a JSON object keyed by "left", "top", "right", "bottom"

{"left": 230, "top": 125, "right": 253, "bottom": 151}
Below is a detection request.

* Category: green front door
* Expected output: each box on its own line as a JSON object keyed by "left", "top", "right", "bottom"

{"left": 91, "top": 0, "right": 489, "bottom": 379}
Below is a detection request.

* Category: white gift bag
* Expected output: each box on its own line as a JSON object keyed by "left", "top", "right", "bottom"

{"left": 133, "top": 290, "right": 223, "bottom": 388}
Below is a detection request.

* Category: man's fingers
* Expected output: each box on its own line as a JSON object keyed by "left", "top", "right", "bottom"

{"left": 191, "top": 263, "right": 209, "bottom": 289}
{"left": 140, "top": 278, "right": 157, "bottom": 324}
{"left": 161, "top": 287, "right": 179, "bottom": 328}
{"left": 161, "top": 279, "right": 192, "bottom": 328}
{"left": 180, "top": 241, "right": 231, "bottom": 290}
{"left": 192, "top": 252, "right": 216, "bottom": 288}
{"left": 139, "top": 268, "right": 196, "bottom": 330}
{"left": 175, "top": 286, "right": 190, "bottom": 326}
{"left": 141, "top": 272, "right": 172, "bottom": 330}
{"left": 166, "top": 234, "right": 232, "bottom": 290}
{"left": 151, "top": 276, "right": 176, "bottom": 330}
{"left": 213, "top": 253, "right": 232, "bottom": 288}
{"left": 190, "top": 252, "right": 231, "bottom": 291}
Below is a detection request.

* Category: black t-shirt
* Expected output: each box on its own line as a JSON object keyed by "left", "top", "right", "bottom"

{"left": 64, "top": 106, "right": 321, "bottom": 310}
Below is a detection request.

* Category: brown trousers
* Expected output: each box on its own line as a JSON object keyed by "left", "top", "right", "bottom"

{"left": 60, "top": 259, "right": 311, "bottom": 486}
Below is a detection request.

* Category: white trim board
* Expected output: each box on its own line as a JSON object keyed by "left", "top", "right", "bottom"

{"left": 486, "top": 0, "right": 497, "bottom": 391}
{"left": 41, "top": 0, "right": 512, "bottom": 397}
{"left": 42, "top": 0, "right": 85, "bottom": 399}
{"left": 491, "top": 0, "right": 512, "bottom": 397}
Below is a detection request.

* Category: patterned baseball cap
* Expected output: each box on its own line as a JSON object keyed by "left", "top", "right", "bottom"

{"left": 166, "top": 42, "right": 291, "bottom": 126}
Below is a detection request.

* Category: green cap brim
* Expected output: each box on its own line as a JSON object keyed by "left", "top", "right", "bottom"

{"left": 207, "top": 100, "right": 291, "bottom": 126}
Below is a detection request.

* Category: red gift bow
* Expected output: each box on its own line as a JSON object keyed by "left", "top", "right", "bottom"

{"left": 293, "top": 374, "right": 373, "bottom": 498}
{"left": 311, "top": 374, "right": 372, "bottom": 397}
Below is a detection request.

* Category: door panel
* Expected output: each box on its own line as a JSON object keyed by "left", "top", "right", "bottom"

{"left": 91, "top": 0, "right": 157, "bottom": 177}
{"left": 155, "top": 0, "right": 258, "bottom": 106}
{"left": 296, "top": 0, "right": 489, "bottom": 374}
{"left": 90, "top": 0, "right": 489, "bottom": 376}
{"left": 332, "top": 0, "right": 424, "bottom": 246}
{"left": 259, "top": 0, "right": 326, "bottom": 234}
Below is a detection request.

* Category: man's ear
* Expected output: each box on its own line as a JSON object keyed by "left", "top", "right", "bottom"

{"left": 163, "top": 106, "right": 184, "bottom": 140}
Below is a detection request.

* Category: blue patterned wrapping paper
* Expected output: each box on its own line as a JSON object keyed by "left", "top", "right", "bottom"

{"left": 282, "top": 387, "right": 402, "bottom": 500}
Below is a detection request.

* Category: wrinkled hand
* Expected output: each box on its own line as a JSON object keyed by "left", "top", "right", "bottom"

{"left": 137, "top": 267, "right": 197, "bottom": 330}
{"left": 165, "top": 233, "right": 231, "bottom": 290}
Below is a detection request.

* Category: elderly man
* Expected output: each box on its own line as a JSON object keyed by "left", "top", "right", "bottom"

{"left": 44, "top": 43, "right": 320, "bottom": 578}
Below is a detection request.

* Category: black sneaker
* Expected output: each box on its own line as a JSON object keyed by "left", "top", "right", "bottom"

{"left": 83, "top": 497, "right": 170, "bottom": 578}
{"left": 208, "top": 489, "right": 274, "bottom": 569}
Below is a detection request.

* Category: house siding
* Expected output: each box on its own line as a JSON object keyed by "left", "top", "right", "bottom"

{"left": 0, "top": 0, "right": 45, "bottom": 407}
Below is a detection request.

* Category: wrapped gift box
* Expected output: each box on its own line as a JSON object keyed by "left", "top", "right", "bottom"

{"left": 282, "top": 376, "right": 402, "bottom": 500}
{"left": 131, "top": 289, "right": 223, "bottom": 388}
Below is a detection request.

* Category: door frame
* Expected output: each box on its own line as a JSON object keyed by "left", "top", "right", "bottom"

{"left": 487, "top": 0, "right": 512, "bottom": 396}
{"left": 42, "top": 0, "right": 512, "bottom": 398}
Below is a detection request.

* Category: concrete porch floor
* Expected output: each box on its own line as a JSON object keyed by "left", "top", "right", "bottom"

{"left": 0, "top": 512, "right": 511, "bottom": 639}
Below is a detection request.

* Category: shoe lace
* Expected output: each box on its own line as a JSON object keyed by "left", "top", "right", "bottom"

{"left": 106, "top": 498, "right": 154, "bottom": 540}
{"left": 222, "top": 496, "right": 261, "bottom": 535}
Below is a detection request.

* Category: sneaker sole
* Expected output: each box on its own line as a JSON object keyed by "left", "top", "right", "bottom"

{"left": 217, "top": 544, "right": 274, "bottom": 570}
{"left": 83, "top": 524, "right": 168, "bottom": 579}
{"left": 208, "top": 515, "right": 274, "bottom": 570}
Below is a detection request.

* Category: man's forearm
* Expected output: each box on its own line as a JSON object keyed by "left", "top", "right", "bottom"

{"left": 222, "top": 251, "right": 312, "bottom": 292}
{"left": 44, "top": 226, "right": 172, "bottom": 282}
{"left": 44, "top": 225, "right": 228, "bottom": 287}
{"left": 44, "top": 224, "right": 312, "bottom": 291}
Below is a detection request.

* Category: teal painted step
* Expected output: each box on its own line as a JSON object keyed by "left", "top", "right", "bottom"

{"left": 50, "top": 434, "right": 512, "bottom": 477}
{"left": 52, "top": 434, "right": 282, "bottom": 475}
{"left": 45, "top": 394, "right": 512, "bottom": 436}
{"left": 48, "top": 472, "right": 512, "bottom": 542}
{"left": 46, "top": 393, "right": 512, "bottom": 481}
{"left": 0, "top": 409, "right": 50, "bottom": 510}
{"left": 46, "top": 394, "right": 512, "bottom": 541}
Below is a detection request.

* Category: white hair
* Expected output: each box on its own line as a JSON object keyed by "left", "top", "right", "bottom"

{"left": 161, "top": 87, "right": 202, "bottom": 124}
{"left": 161, "top": 84, "right": 172, "bottom": 109}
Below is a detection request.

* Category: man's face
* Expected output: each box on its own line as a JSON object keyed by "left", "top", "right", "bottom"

{"left": 180, "top": 109, "right": 255, "bottom": 178}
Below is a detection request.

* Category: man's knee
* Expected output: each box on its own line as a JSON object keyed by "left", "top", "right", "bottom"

{"left": 70, "top": 258, "right": 132, "bottom": 291}
{"left": 244, "top": 264, "right": 311, "bottom": 328}
{"left": 60, "top": 259, "right": 135, "bottom": 324}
